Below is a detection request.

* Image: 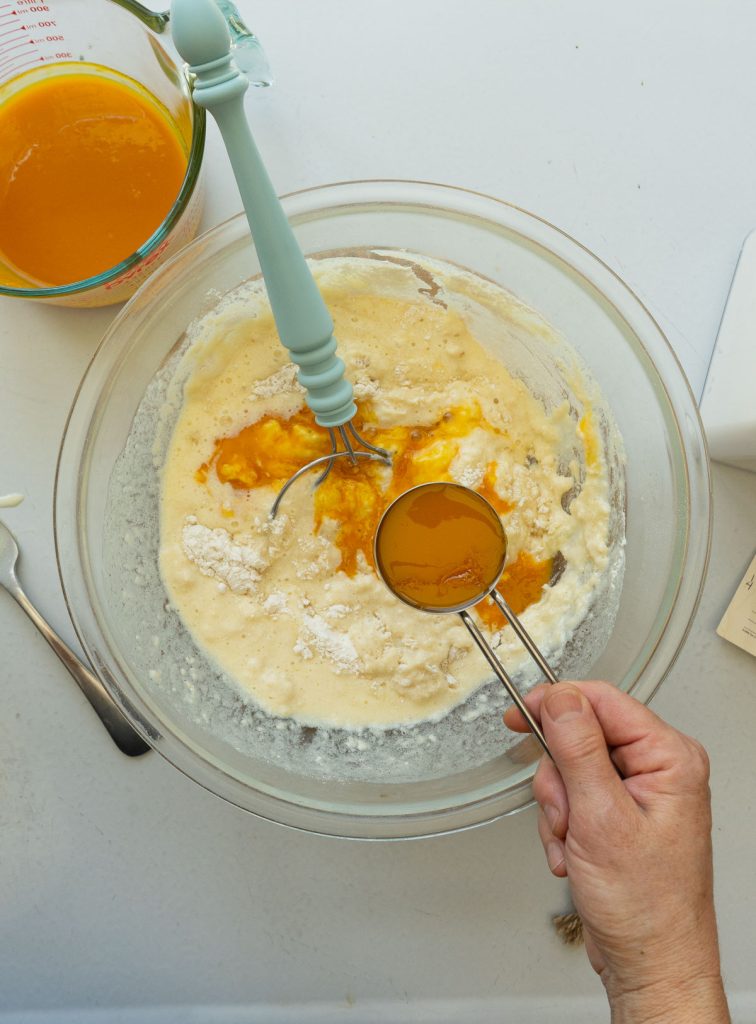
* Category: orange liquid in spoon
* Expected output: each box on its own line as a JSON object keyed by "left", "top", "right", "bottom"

{"left": 375, "top": 483, "right": 508, "bottom": 611}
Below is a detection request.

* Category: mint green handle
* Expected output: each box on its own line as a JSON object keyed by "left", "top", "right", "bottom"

{"left": 171, "top": 0, "right": 355, "bottom": 428}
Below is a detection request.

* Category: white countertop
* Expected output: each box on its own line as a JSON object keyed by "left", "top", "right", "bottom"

{"left": 1, "top": 1, "right": 755, "bottom": 1019}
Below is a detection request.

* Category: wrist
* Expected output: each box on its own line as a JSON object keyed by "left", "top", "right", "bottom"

{"left": 607, "top": 973, "right": 729, "bottom": 1024}
{"left": 598, "top": 907, "right": 727, "bottom": 1021}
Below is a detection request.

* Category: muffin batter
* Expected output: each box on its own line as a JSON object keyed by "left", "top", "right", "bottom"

{"left": 159, "top": 258, "right": 617, "bottom": 728}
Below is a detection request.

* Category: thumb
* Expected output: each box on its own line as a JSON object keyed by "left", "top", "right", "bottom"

{"left": 541, "top": 684, "right": 627, "bottom": 811}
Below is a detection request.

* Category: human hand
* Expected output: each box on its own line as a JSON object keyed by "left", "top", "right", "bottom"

{"left": 504, "top": 681, "right": 729, "bottom": 1024}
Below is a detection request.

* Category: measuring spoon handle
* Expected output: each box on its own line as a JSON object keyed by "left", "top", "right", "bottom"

{"left": 490, "top": 590, "right": 559, "bottom": 684}
{"left": 459, "top": 609, "right": 551, "bottom": 757}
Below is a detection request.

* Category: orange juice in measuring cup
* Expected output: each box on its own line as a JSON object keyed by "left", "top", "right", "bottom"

{"left": 0, "top": 1, "right": 270, "bottom": 308}
{"left": 1, "top": 63, "right": 194, "bottom": 292}
{"left": 0, "top": 0, "right": 209, "bottom": 306}
{"left": 0, "top": 1, "right": 262, "bottom": 311}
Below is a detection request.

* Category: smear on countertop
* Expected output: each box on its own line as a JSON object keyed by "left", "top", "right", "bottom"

{"left": 0, "top": 493, "right": 24, "bottom": 508}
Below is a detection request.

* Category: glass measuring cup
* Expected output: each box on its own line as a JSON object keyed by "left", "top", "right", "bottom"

{"left": 0, "top": 0, "right": 268, "bottom": 307}
{"left": 375, "top": 482, "right": 558, "bottom": 755}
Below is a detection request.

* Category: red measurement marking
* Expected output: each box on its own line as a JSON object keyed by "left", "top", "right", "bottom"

{"left": 0, "top": 45, "right": 28, "bottom": 64}
{"left": 0, "top": 24, "right": 23, "bottom": 36}
{"left": 0, "top": 51, "right": 34, "bottom": 71}
{"left": 0, "top": 49, "right": 32, "bottom": 71}
{"left": 105, "top": 238, "right": 171, "bottom": 290}
{"left": 0, "top": 54, "right": 36, "bottom": 73}
{"left": 0, "top": 37, "right": 27, "bottom": 54}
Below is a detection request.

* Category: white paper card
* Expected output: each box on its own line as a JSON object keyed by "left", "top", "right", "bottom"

{"left": 717, "top": 553, "right": 756, "bottom": 658}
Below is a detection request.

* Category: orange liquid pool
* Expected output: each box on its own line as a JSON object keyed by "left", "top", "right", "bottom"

{"left": 196, "top": 401, "right": 556, "bottom": 624}
{"left": 197, "top": 402, "right": 511, "bottom": 576}
{"left": 0, "top": 64, "right": 188, "bottom": 287}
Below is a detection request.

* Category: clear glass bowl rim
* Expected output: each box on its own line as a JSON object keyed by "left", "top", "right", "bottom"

{"left": 54, "top": 179, "right": 712, "bottom": 839}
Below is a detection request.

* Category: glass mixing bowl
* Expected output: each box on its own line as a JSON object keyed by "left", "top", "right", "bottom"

{"left": 55, "top": 181, "right": 711, "bottom": 838}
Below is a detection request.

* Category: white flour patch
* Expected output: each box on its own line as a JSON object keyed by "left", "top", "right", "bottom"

{"left": 250, "top": 363, "right": 302, "bottom": 398}
{"left": 181, "top": 517, "right": 269, "bottom": 594}
{"left": 298, "top": 612, "right": 361, "bottom": 674}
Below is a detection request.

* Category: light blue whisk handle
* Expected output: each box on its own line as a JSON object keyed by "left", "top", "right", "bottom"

{"left": 171, "top": 0, "right": 356, "bottom": 428}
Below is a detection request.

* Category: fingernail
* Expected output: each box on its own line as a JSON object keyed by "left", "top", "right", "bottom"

{"left": 544, "top": 803, "right": 560, "bottom": 833}
{"left": 546, "top": 840, "right": 565, "bottom": 873}
{"left": 544, "top": 686, "right": 583, "bottom": 722}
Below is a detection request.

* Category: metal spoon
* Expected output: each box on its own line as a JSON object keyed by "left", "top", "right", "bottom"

{"left": 0, "top": 520, "right": 150, "bottom": 757}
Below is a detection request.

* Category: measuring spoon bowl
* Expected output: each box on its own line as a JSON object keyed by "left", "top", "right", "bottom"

{"left": 374, "top": 482, "right": 556, "bottom": 755}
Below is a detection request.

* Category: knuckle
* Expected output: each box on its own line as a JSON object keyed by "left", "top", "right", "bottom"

{"left": 688, "top": 737, "right": 710, "bottom": 776}
{"left": 556, "top": 725, "right": 606, "bottom": 766}
{"left": 537, "top": 809, "right": 554, "bottom": 847}
{"left": 685, "top": 738, "right": 711, "bottom": 789}
{"left": 664, "top": 733, "right": 711, "bottom": 793}
{"left": 533, "top": 765, "right": 557, "bottom": 804}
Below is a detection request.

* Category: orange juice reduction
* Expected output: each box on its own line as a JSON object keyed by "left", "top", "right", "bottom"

{"left": 0, "top": 63, "right": 188, "bottom": 287}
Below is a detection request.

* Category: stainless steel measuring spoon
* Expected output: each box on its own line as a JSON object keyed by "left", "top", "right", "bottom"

{"left": 375, "top": 482, "right": 558, "bottom": 757}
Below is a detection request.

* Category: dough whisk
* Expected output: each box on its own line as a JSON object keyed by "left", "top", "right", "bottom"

{"left": 171, "top": 0, "right": 390, "bottom": 517}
